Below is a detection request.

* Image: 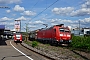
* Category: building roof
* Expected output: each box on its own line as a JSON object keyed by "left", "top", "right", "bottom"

{"left": 0, "top": 25, "right": 5, "bottom": 29}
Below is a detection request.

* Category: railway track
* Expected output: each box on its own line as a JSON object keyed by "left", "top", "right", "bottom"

{"left": 12, "top": 41, "right": 51, "bottom": 60}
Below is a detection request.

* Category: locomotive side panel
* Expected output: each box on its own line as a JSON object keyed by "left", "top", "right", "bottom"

{"left": 37, "top": 27, "right": 56, "bottom": 41}
{"left": 35, "top": 24, "right": 72, "bottom": 44}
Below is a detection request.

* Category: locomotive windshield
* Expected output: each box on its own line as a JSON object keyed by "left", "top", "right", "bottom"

{"left": 16, "top": 35, "right": 20, "bottom": 38}
{"left": 59, "top": 28, "right": 70, "bottom": 32}
{"left": 60, "top": 28, "right": 64, "bottom": 32}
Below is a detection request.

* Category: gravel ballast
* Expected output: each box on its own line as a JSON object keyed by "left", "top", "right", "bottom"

{"left": 21, "top": 41, "right": 90, "bottom": 60}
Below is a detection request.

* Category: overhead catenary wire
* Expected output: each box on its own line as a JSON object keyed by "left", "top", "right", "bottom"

{"left": 25, "top": 0, "right": 40, "bottom": 24}
{"left": 30, "top": 0, "right": 39, "bottom": 11}
{"left": 29, "top": 0, "right": 59, "bottom": 21}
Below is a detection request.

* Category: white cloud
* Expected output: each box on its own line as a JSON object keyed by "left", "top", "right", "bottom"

{"left": 70, "top": 0, "right": 90, "bottom": 16}
{"left": 16, "top": 16, "right": 30, "bottom": 20}
{"left": 50, "top": 18, "right": 73, "bottom": 24}
{"left": 81, "top": 0, "right": 90, "bottom": 8}
{"left": 70, "top": 8, "right": 90, "bottom": 16}
{"left": 51, "top": 19, "right": 58, "bottom": 23}
{"left": 22, "top": 17, "right": 90, "bottom": 31}
{"left": 28, "top": 25, "right": 36, "bottom": 28}
{"left": 1, "top": 22, "right": 7, "bottom": 25}
{"left": 12, "top": 14, "right": 16, "bottom": 16}
{"left": 7, "top": 22, "right": 14, "bottom": 26}
{"left": 5, "top": 22, "right": 14, "bottom": 30}
{"left": 74, "top": 17, "right": 90, "bottom": 28}
{"left": 34, "top": 20, "right": 44, "bottom": 24}
{"left": 60, "top": 20, "right": 73, "bottom": 23}
{"left": 80, "top": 17, "right": 90, "bottom": 24}
{"left": 1, "top": 17, "right": 13, "bottom": 21}
{"left": 50, "top": 19, "right": 77, "bottom": 28}
{"left": 22, "top": 10, "right": 36, "bottom": 16}
{"left": 0, "top": 0, "right": 21, "bottom": 4}
{"left": 0, "top": 22, "right": 14, "bottom": 26}
{"left": 16, "top": 16, "right": 26, "bottom": 20}
{"left": 52, "top": 0, "right": 90, "bottom": 17}
{"left": 29, "top": 20, "right": 44, "bottom": 25}
{"left": 14, "top": 5, "right": 25, "bottom": 12}
{"left": 0, "top": 17, "right": 14, "bottom": 27}
{"left": 23, "top": 17, "right": 90, "bottom": 31}
{"left": 6, "top": 10, "right": 11, "bottom": 13}
{"left": 52, "top": 7, "right": 74, "bottom": 16}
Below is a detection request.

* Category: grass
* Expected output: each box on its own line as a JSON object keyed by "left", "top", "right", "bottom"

{"left": 24, "top": 40, "right": 39, "bottom": 48}
{"left": 24, "top": 40, "right": 31, "bottom": 45}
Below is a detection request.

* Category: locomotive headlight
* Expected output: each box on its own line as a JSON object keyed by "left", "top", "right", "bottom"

{"left": 67, "top": 35, "right": 70, "bottom": 37}
{"left": 60, "top": 34, "right": 63, "bottom": 36}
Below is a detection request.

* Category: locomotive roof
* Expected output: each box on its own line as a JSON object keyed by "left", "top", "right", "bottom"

{"left": 55, "top": 24, "right": 64, "bottom": 26}
{"left": 38, "top": 24, "right": 64, "bottom": 30}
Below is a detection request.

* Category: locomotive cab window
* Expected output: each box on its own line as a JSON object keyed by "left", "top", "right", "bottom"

{"left": 59, "top": 28, "right": 70, "bottom": 32}
{"left": 65, "top": 29, "right": 70, "bottom": 33}
{"left": 16, "top": 35, "right": 20, "bottom": 38}
{"left": 59, "top": 28, "right": 64, "bottom": 32}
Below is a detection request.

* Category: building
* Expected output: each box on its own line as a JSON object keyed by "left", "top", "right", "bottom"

{"left": 81, "top": 28, "right": 90, "bottom": 36}
{"left": 72, "top": 27, "right": 90, "bottom": 36}
{"left": 0, "top": 25, "right": 5, "bottom": 40}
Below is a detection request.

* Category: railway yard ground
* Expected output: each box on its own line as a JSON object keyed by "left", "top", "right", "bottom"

{"left": 22, "top": 40, "right": 90, "bottom": 60}
{"left": 0, "top": 39, "right": 90, "bottom": 60}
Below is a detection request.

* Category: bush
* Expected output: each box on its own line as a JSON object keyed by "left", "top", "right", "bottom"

{"left": 32, "top": 41, "right": 38, "bottom": 47}
{"left": 70, "top": 36, "right": 90, "bottom": 51}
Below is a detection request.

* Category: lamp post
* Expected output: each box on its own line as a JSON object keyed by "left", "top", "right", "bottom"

{"left": 25, "top": 23, "right": 29, "bottom": 41}
{"left": 79, "top": 20, "right": 80, "bottom": 35}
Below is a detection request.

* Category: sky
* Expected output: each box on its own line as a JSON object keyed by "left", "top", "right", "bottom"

{"left": 0, "top": 0, "right": 90, "bottom": 32}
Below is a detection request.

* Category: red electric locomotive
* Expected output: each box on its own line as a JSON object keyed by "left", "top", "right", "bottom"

{"left": 36, "top": 24, "right": 72, "bottom": 44}
{"left": 13, "top": 33, "right": 22, "bottom": 43}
